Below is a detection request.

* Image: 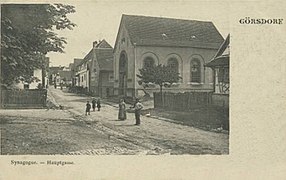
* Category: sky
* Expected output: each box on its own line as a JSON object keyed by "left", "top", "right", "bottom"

{"left": 47, "top": 0, "right": 230, "bottom": 67}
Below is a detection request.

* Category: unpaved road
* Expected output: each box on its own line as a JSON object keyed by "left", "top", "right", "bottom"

{"left": 0, "top": 88, "right": 229, "bottom": 155}
{"left": 49, "top": 88, "right": 229, "bottom": 155}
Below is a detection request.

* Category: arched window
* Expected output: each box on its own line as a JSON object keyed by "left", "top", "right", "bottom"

{"left": 119, "top": 51, "right": 128, "bottom": 96}
{"left": 143, "top": 57, "right": 155, "bottom": 69}
{"left": 119, "top": 53, "right": 127, "bottom": 73}
{"left": 190, "top": 59, "right": 201, "bottom": 83}
{"left": 167, "top": 58, "right": 179, "bottom": 74}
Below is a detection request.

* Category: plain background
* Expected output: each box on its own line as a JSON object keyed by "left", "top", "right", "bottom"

{"left": 0, "top": 0, "right": 286, "bottom": 179}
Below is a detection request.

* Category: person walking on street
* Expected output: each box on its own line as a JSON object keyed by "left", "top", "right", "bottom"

{"left": 86, "top": 101, "right": 91, "bottom": 115}
{"left": 92, "top": 98, "right": 97, "bottom": 112}
{"left": 97, "top": 98, "right": 101, "bottom": 111}
{"left": 132, "top": 98, "right": 143, "bottom": 125}
{"left": 118, "top": 99, "right": 127, "bottom": 120}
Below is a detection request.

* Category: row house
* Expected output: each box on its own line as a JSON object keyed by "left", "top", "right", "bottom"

{"left": 70, "top": 58, "right": 83, "bottom": 87}
{"left": 113, "top": 14, "right": 225, "bottom": 97}
{"left": 74, "top": 40, "right": 114, "bottom": 97}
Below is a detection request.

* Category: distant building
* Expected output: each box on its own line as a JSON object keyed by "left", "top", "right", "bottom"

{"left": 70, "top": 58, "right": 83, "bottom": 87}
{"left": 113, "top": 14, "right": 224, "bottom": 97}
{"left": 75, "top": 40, "right": 114, "bottom": 97}
{"left": 49, "top": 66, "right": 64, "bottom": 86}
{"left": 59, "top": 70, "right": 72, "bottom": 86}
{"left": 49, "top": 65, "right": 72, "bottom": 88}
{"left": 15, "top": 56, "right": 49, "bottom": 89}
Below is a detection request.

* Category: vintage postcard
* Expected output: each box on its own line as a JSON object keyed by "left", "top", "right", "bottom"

{"left": 0, "top": 0, "right": 285, "bottom": 179}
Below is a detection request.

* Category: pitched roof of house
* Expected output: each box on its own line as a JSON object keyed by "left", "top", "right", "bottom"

{"left": 205, "top": 34, "right": 230, "bottom": 67}
{"left": 78, "top": 40, "right": 113, "bottom": 67}
{"left": 117, "top": 14, "right": 224, "bottom": 49}
{"left": 95, "top": 39, "right": 113, "bottom": 48}
{"left": 95, "top": 48, "right": 114, "bottom": 71}
{"left": 77, "top": 40, "right": 114, "bottom": 71}
{"left": 73, "top": 58, "right": 83, "bottom": 67}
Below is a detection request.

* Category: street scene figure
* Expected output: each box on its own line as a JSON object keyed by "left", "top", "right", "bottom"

{"left": 86, "top": 101, "right": 91, "bottom": 115}
{"left": 132, "top": 98, "right": 143, "bottom": 125}
{"left": 118, "top": 99, "right": 127, "bottom": 120}
{"left": 92, "top": 98, "right": 97, "bottom": 112}
{"left": 97, "top": 98, "right": 101, "bottom": 111}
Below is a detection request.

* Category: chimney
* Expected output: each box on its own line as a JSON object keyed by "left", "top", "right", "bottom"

{"left": 93, "top": 41, "right": 98, "bottom": 48}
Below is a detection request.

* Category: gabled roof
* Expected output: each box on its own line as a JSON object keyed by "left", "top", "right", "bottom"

{"left": 95, "top": 39, "right": 113, "bottom": 48}
{"left": 76, "top": 40, "right": 114, "bottom": 71}
{"left": 206, "top": 34, "right": 230, "bottom": 67}
{"left": 78, "top": 40, "right": 113, "bottom": 67}
{"left": 73, "top": 58, "right": 83, "bottom": 66}
{"left": 95, "top": 48, "right": 114, "bottom": 71}
{"left": 116, "top": 14, "right": 224, "bottom": 49}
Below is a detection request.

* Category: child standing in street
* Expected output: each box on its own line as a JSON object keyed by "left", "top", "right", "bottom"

{"left": 92, "top": 98, "right": 97, "bottom": 112}
{"left": 86, "top": 101, "right": 91, "bottom": 115}
{"left": 97, "top": 98, "right": 101, "bottom": 111}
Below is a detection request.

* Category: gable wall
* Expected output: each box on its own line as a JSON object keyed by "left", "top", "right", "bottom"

{"left": 113, "top": 24, "right": 136, "bottom": 96}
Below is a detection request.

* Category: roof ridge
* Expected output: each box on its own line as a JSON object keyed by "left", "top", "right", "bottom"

{"left": 122, "top": 14, "right": 212, "bottom": 23}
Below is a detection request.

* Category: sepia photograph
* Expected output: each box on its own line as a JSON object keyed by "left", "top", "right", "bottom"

{"left": 0, "top": 2, "right": 230, "bottom": 156}
{"left": 1, "top": 0, "right": 286, "bottom": 179}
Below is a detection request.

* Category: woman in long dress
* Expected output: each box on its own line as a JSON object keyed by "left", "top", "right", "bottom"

{"left": 118, "top": 99, "right": 126, "bottom": 120}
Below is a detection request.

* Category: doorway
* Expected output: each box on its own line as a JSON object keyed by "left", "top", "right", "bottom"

{"left": 119, "top": 51, "right": 128, "bottom": 96}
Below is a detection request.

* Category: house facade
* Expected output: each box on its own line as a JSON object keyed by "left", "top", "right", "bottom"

{"left": 206, "top": 34, "right": 230, "bottom": 107}
{"left": 75, "top": 40, "right": 114, "bottom": 97}
{"left": 70, "top": 58, "right": 82, "bottom": 87}
{"left": 113, "top": 14, "right": 224, "bottom": 98}
{"left": 76, "top": 60, "right": 90, "bottom": 91}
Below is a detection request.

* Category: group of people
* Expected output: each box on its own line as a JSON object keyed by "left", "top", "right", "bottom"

{"left": 118, "top": 98, "right": 144, "bottom": 125}
{"left": 85, "top": 98, "right": 101, "bottom": 115}
{"left": 86, "top": 97, "right": 144, "bottom": 125}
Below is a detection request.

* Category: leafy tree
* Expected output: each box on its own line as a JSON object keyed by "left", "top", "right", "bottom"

{"left": 1, "top": 4, "right": 76, "bottom": 87}
{"left": 137, "top": 64, "right": 182, "bottom": 94}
